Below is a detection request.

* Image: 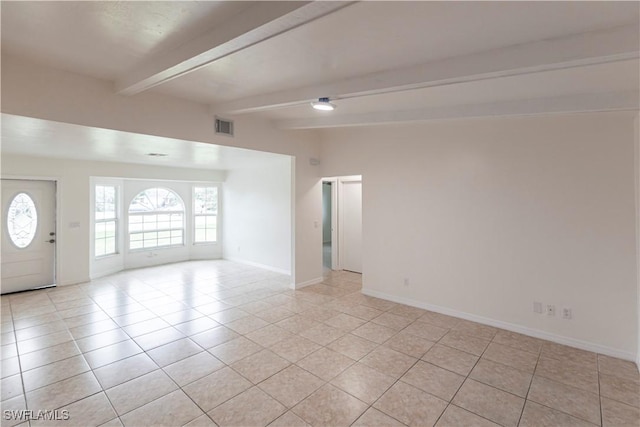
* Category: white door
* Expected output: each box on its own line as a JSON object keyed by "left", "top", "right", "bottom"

{"left": 340, "top": 179, "right": 362, "bottom": 273}
{"left": 1, "top": 179, "right": 56, "bottom": 294}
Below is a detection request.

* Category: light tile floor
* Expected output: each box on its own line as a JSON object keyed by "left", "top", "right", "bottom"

{"left": 1, "top": 260, "right": 638, "bottom": 427}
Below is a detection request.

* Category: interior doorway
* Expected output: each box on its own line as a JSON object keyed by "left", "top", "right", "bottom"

{"left": 322, "top": 181, "right": 333, "bottom": 271}
{"left": 321, "top": 176, "right": 362, "bottom": 274}
{"left": 1, "top": 179, "right": 57, "bottom": 294}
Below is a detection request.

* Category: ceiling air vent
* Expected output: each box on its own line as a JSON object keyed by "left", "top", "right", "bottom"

{"left": 215, "top": 117, "right": 234, "bottom": 137}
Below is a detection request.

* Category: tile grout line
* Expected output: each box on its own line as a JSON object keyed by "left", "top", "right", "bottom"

{"left": 515, "top": 338, "right": 542, "bottom": 426}
{"left": 597, "top": 356, "right": 604, "bottom": 427}
{"left": 432, "top": 328, "right": 497, "bottom": 427}
{"left": 4, "top": 264, "right": 637, "bottom": 427}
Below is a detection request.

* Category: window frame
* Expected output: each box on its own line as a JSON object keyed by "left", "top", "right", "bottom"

{"left": 192, "top": 185, "right": 219, "bottom": 245}
{"left": 127, "top": 187, "right": 186, "bottom": 251}
{"left": 94, "top": 184, "right": 119, "bottom": 258}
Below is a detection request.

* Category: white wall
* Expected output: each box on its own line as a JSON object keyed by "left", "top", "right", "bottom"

{"left": 320, "top": 113, "right": 637, "bottom": 359}
{"left": 1, "top": 54, "right": 323, "bottom": 287}
{"left": 1, "top": 154, "right": 224, "bottom": 285}
{"left": 223, "top": 156, "right": 293, "bottom": 274}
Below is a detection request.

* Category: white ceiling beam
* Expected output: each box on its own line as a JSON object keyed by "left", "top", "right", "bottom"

{"left": 275, "top": 91, "right": 640, "bottom": 129}
{"left": 212, "top": 24, "right": 639, "bottom": 115}
{"left": 115, "top": 1, "right": 355, "bottom": 96}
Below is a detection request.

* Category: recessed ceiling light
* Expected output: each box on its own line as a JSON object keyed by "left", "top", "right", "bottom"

{"left": 311, "top": 97, "right": 336, "bottom": 111}
{"left": 147, "top": 152, "right": 168, "bottom": 157}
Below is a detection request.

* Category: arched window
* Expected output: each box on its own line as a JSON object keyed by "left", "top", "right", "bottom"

{"left": 128, "top": 188, "right": 184, "bottom": 250}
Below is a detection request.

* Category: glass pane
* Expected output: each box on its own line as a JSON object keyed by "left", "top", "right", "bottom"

{"left": 104, "top": 186, "right": 115, "bottom": 203}
{"left": 194, "top": 187, "right": 218, "bottom": 214}
{"left": 130, "top": 233, "right": 143, "bottom": 242}
{"left": 103, "top": 204, "right": 116, "bottom": 220}
{"left": 95, "top": 239, "right": 105, "bottom": 257}
{"left": 130, "top": 240, "right": 143, "bottom": 250}
{"left": 195, "top": 229, "right": 206, "bottom": 242}
{"left": 129, "top": 222, "right": 143, "bottom": 233}
{"left": 158, "top": 238, "right": 171, "bottom": 247}
{"left": 206, "top": 229, "right": 216, "bottom": 242}
{"left": 143, "top": 232, "right": 158, "bottom": 240}
{"left": 143, "top": 215, "right": 157, "bottom": 223}
{"left": 143, "top": 239, "right": 157, "bottom": 248}
{"left": 105, "top": 237, "right": 116, "bottom": 255}
{"left": 129, "top": 188, "right": 184, "bottom": 213}
{"left": 95, "top": 202, "right": 105, "bottom": 220}
{"left": 95, "top": 222, "right": 106, "bottom": 238}
{"left": 96, "top": 186, "right": 105, "bottom": 205}
{"left": 194, "top": 216, "right": 206, "bottom": 228}
{"left": 8, "top": 193, "right": 39, "bottom": 249}
{"left": 105, "top": 221, "right": 116, "bottom": 238}
{"left": 96, "top": 186, "right": 116, "bottom": 220}
{"left": 206, "top": 216, "right": 217, "bottom": 227}
{"left": 171, "top": 237, "right": 182, "bottom": 245}
{"left": 143, "top": 214, "right": 158, "bottom": 231}
{"left": 158, "top": 230, "right": 170, "bottom": 239}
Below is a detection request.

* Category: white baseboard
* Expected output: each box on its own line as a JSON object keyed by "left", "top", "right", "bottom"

{"left": 223, "top": 257, "right": 291, "bottom": 276}
{"left": 57, "top": 276, "right": 91, "bottom": 286}
{"left": 295, "top": 277, "right": 324, "bottom": 289}
{"left": 362, "top": 288, "right": 636, "bottom": 362}
{"left": 89, "top": 266, "right": 124, "bottom": 281}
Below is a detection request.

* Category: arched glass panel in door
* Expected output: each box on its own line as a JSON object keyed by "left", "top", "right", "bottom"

{"left": 7, "top": 193, "right": 38, "bottom": 248}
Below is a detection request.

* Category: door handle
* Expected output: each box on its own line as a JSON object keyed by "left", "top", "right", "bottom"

{"left": 46, "top": 239, "right": 55, "bottom": 243}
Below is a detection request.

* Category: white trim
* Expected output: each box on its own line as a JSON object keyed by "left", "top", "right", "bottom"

{"left": 89, "top": 266, "right": 123, "bottom": 280}
{"left": 57, "top": 276, "right": 91, "bottom": 287}
{"left": 276, "top": 91, "right": 639, "bottom": 129}
{"left": 362, "top": 288, "right": 636, "bottom": 362}
{"left": 223, "top": 256, "right": 291, "bottom": 276}
{"left": 118, "top": 2, "right": 354, "bottom": 95}
{"left": 294, "top": 276, "right": 323, "bottom": 290}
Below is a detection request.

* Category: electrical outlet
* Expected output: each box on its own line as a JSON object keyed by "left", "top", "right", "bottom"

{"left": 403, "top": 278, "right": 410, "bottom": 287}
{"left": 533, "top": 302, "right": 543, "bottom": 314}
{"left": 546, "top": 304, "right": 556, "bottom": 316}
{"left": 562, "top": 308, "right": 572, "bottom": 320}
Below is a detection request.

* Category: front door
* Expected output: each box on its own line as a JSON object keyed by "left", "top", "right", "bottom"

{"left": 1, "top": 179, "right": 56, "bottom": 294}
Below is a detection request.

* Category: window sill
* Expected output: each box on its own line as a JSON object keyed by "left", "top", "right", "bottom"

{"left": 95, "top": 253, "right": 120, "bottom": 260}
{"left": 128, "top": 244, "right": 185, "bottom": 253}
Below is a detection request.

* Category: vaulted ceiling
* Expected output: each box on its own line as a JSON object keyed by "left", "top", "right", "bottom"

{"left": 2, "top": 1, "right": 640, "bottom": 128}
{"left": 1, "top": 1, "right": 639, "bottom": 131}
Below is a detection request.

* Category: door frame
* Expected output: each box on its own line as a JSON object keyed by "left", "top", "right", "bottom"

{"left": 337, "top": 176, "right": 362, "bottom": 272}
{"left": 322, "top": 178, "right": 339, "bottom": 270}
{"left": 2, "top": 175, "right": 61, "bottom": 288}
{"left": 322, "top": 175, "right": 362, "bottom": 272}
